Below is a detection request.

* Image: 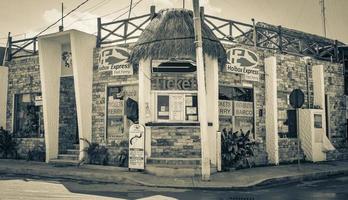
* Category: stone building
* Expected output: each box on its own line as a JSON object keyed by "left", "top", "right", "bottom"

{"left": 0, "top": 8, "right": 347, "bottom": 176}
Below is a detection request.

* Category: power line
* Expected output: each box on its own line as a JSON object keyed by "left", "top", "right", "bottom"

{"left": 112, "top": 0, "right": 144, "bottom": 22}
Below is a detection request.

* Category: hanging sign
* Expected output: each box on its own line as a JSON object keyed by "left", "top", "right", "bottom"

{"left": 234, "top": 101, "right": 253, "bottom": 117}
{"left": 128, "top": 124, "right": 145, "bottom": 170}
{"left": 98, "top": 46, "right": 133, "bottom": 76}
{"left": 225, "top": 48, "right": 259, "bottom": 81}
{"left": 219, "top": 100, "right": 233, "bottom": 116}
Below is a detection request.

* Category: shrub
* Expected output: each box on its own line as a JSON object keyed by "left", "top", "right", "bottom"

{"left": 221, "top": 128, "right": 256, "bottom": 170}
{"left": 80, "top": 138, "right": 109, "bottom": 165}
{"left": 0, "top": 127, "right": 18, "bottom": 159}
{"left": 26, "top": 145, "right": 45, "bottom": 162}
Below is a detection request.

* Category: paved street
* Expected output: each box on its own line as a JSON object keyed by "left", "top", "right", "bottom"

{"left": 0, "top": 174, "right": 348, "bottom": 200}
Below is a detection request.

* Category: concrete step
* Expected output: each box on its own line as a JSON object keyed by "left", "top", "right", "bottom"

{"left": 57, "top": 154, "right": 79, "bottom": 161}
{"left": 49, "top": 159, "right": 79, "bottom": 167}
{"left": 145, "top": 164, "right": 201, "bottom": 177}
{"left": 147, "top": 157, "right": 201, "bottom": 166}
{"left": 66, "top": 149, "right": 80, "bottom": 155}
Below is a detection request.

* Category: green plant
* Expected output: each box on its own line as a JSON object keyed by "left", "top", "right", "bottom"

{"left": 0, "top": 127, "right": 18, "bottom": 159}
{"left": 26, "top": 145, "right": 45, "bottom": 162}
{"left": 221, "top": 128, "right": 256, "bottom": 170}
{"left": 80, "top": 138, "right": 109, "bottom": 165}
{"left": 116, "top": 148, "right": 128, "bottom": 167}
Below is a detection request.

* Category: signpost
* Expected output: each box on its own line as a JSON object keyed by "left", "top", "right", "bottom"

{"left": 289, "top": 89, "right": 305, "bottom": 170}
{"left": 128, "top": 124, "right": 145, "bottom": 170}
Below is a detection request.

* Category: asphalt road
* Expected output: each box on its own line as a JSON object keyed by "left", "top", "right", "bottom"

{"left": 0, "top": 174, "right": 348, "bottom": 200}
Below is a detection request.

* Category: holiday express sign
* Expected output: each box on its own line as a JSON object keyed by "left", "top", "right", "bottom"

{"left": 225, "top": 48, "right": 259, "bottom": 81}
{"left": 98, "top": 46, "right": 133, "bottom": 76}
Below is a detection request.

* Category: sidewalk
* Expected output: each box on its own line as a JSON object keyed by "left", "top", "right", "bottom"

{"left": 0, "top": 159, "right": 348, "bottom": 189}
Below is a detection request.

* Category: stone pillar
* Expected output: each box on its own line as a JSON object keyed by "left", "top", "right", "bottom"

{"left": 0, "top": 66, "right": 8, "bottom": 129}
{"left": 264, "top": 56, "right": 279, "bottom": 165}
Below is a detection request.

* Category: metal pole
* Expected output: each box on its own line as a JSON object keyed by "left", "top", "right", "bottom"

{"left": 192, "top": 0, "right": 210, "bottom": 181}
{"left": 297, "top": 108, "right": 301, "bottom": 170}
{"left": 306, "top": 63, "right": 311, "bottom": 108}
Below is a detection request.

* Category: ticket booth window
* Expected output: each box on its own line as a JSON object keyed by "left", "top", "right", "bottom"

{"left": 156, "top": 93, "right": 198, "bottom": 122}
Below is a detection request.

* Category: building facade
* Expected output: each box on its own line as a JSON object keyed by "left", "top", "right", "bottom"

{"left": 1, "top": 8, "right": 347, "bottom": 175}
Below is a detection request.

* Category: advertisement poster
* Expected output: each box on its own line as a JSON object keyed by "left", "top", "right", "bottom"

{"left": 219, "top": 100, "right": 233, "bottom": 116}
{"left": 234, "top": 101, "right": 253, "bottom": 117}
{"left": 129, "top": 124, "right": 145, "bottom": 170}
{"left": 108, "top": 98, "right": 124, "bottom": 116}
{"left": 170, "top": 94, "right": 185, "bottom": 121}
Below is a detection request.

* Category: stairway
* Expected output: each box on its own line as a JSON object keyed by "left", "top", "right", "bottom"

{"left": 50, "top": 144, "right": 80, "bottom": 166}
{"left": 145, "top": 157, "right": 203, "bottom": 177}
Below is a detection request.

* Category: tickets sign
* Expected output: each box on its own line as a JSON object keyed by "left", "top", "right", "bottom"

{"left": 225, "top": 48, "right": 259, "bottom": 81}
{"left": 128, "top": 124, "right": 145, "bottom": 170}
{"left": 98, "top": 46, "right": 133, "bottom": 76}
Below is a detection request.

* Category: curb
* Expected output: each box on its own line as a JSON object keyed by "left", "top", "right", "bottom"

{"left": 1, "top": 161, "right": 348, "bottom": 190}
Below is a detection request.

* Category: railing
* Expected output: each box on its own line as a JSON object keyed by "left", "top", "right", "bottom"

{"left": 96, "top": 6, "right": 156, "bottom": 47}
{"left": 6, "top": 6, "right": 344, "bottom": 63}
{"left": 203, "top": 13, "right": 342, "bottom": 62}
{"left": 7, "top": 36, "right": 38, "bottom": 60}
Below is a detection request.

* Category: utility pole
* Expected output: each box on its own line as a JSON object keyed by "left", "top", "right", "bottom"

{"left": 59, "top": 2, "right": 64, "bottom": 32}
{"left": 192, "top": 0, "right": 210, "bottom": 181}
{"left": 319, "top": 0, "right": 327, "bottom": 37}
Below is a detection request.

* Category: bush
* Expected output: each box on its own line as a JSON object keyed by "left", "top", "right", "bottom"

{"left": 26, "top": 145, "right": 45, "bottom": 162}
{"left": 221, "top": 128, "right": 256, "bottom": 170}
{"left": 116, "top": 148, "right": 128, "bottom": 167}
{"left": 0, "top": 127, "right": 18, "bottom": 159}
{"left": 80, "top": 138, "right": 109, "bottom": 165}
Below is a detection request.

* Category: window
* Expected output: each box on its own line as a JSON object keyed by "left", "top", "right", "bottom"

{"left": 156, "top": 93, "right": 198, "bottom": 122}
{"left": 13, "top": 93, "right": 43, "bottom": 138}
{"left": 106, "top": 85, "right": 138, "bottom": 142}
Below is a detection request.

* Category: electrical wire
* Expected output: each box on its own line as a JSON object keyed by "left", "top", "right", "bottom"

{"left": 112, "top": 0, "right": 144, "bottom": 22}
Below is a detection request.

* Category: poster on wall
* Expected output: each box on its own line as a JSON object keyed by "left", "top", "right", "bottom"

{"left": 234, "top": 116, "right": 254, "bottom": 134}
{"left": 98, "top": 46, "right": 133, "bottom": 76}
{"left": 108, "top": 98, "right": 124, "bottom": 116}
{"left": 225, "top": 47, "right": 259, "bottom": 82}
{"left": 234, "top": 101, "right": 253, "bottom": 117}
{"left": 128, "top": 124, "right": 145, "bottom": 170}
{"left": 219, "top": 100, "right": 233, "bottom": 116}
{"left": 170, "top": 94, "right": 185, "bottom": 121}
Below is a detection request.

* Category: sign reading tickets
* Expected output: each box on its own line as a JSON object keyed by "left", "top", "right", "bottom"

{"left": 225, "top": 48, "right": 259, "bottom": 81}
{"left": 98, "top": 46, "right": 133, "bottom": 76}
{"left": 234, "top": 101, "right": 253, "bottom": 117}
{"left": 128, "top": 124, "right": 145, "bottom": 170}
{"left": 219, "top": 100, "right": 233, "bottom": 116}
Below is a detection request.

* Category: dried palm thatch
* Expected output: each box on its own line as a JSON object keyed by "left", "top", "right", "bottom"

{"left": 129, "top": 8, "right": 226, "bottom": 65}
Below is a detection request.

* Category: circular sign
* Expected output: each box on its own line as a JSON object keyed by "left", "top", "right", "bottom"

{"left": 289, "top": 89, "right": 305, "bottom": 108}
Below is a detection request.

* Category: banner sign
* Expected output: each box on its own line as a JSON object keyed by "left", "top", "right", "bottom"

{"left": 225, "top": 48, "right": 259, "bottom": 81}
{"left": 129, "top": 124, "right": 145, "bottom": 170}
{"left": 234, "top": 101, "right": 253, "bottom": 117}
{"left": 219, "top": 100, "right": 233, "bottom": 116}
{"left": 98, "top": 46, "right": 133, "bottom": 76}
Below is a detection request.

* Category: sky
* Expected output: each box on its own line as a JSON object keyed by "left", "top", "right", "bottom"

{"left": 0, "top": 0, "right": 347, "bottom": 46}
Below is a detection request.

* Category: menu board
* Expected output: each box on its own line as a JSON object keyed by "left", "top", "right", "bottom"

{"left": 129, "top": 124, "right": 145, "bottom": 170}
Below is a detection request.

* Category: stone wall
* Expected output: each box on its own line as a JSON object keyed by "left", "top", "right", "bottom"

{"left": 58, "top": 77, "right": 77, "bottom": 153}
{"left": 15, "top": 138, "right": 45, "bottom": 159}
{"left": 151, "top": 126, "right": 201, "bottom": 158}
{"left": 278, "top": 138, "right": 305, "bottom": 163}
{"left": 92, "top": 46, "right": 138, "bottom": 162}
{"left": 6, "top": 56, "right": 41, "bottom": 131}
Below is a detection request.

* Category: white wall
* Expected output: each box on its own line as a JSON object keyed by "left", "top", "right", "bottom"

{"left": 0, "top": 66, "right": 8, "bottom": 128}
{"left": 70, "top": 30, "right": 96, "bottom": 160}
{"left": 38, "top": 38, "right": 61, "bottom": 162}
{"left": 205, "top": 55, "right": 219, "bottom": 167}
{"left": 264, "top": 56, "right": 279, "bottom": 165}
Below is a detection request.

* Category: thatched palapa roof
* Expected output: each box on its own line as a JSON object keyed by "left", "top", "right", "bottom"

{"left": 129, "top": 9, "right": 226, "bottom": 64}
